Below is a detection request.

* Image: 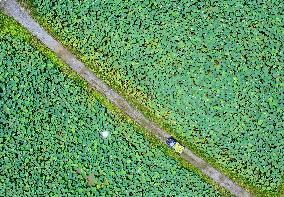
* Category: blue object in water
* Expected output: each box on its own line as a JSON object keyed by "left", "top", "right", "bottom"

{"left": 166, "top": 137, "right": 177, "bottom": 148}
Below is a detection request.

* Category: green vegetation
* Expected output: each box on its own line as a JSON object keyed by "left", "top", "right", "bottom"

{"left": 0, "top": 12, "right": 223, "bottom": 196}
{"left": 22, "top": 0, "right": 284, "bottom": 194}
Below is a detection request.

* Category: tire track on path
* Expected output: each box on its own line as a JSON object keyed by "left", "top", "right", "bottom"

{"left": 0, "top": 0, "right": 251, "bottom": 196}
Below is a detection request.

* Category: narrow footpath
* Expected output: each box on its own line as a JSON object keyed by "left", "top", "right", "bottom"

{"left": 0, "top": 0, "right": 251, "bottom": 196}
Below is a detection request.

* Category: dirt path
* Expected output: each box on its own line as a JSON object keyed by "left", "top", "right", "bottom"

{"left": 0, "top": 0, "right": 251, "bottom": 196}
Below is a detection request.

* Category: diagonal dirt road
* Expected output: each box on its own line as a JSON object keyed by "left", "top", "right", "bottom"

{"left": 0, "top": 0, "right": 251, "bottom": 196}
